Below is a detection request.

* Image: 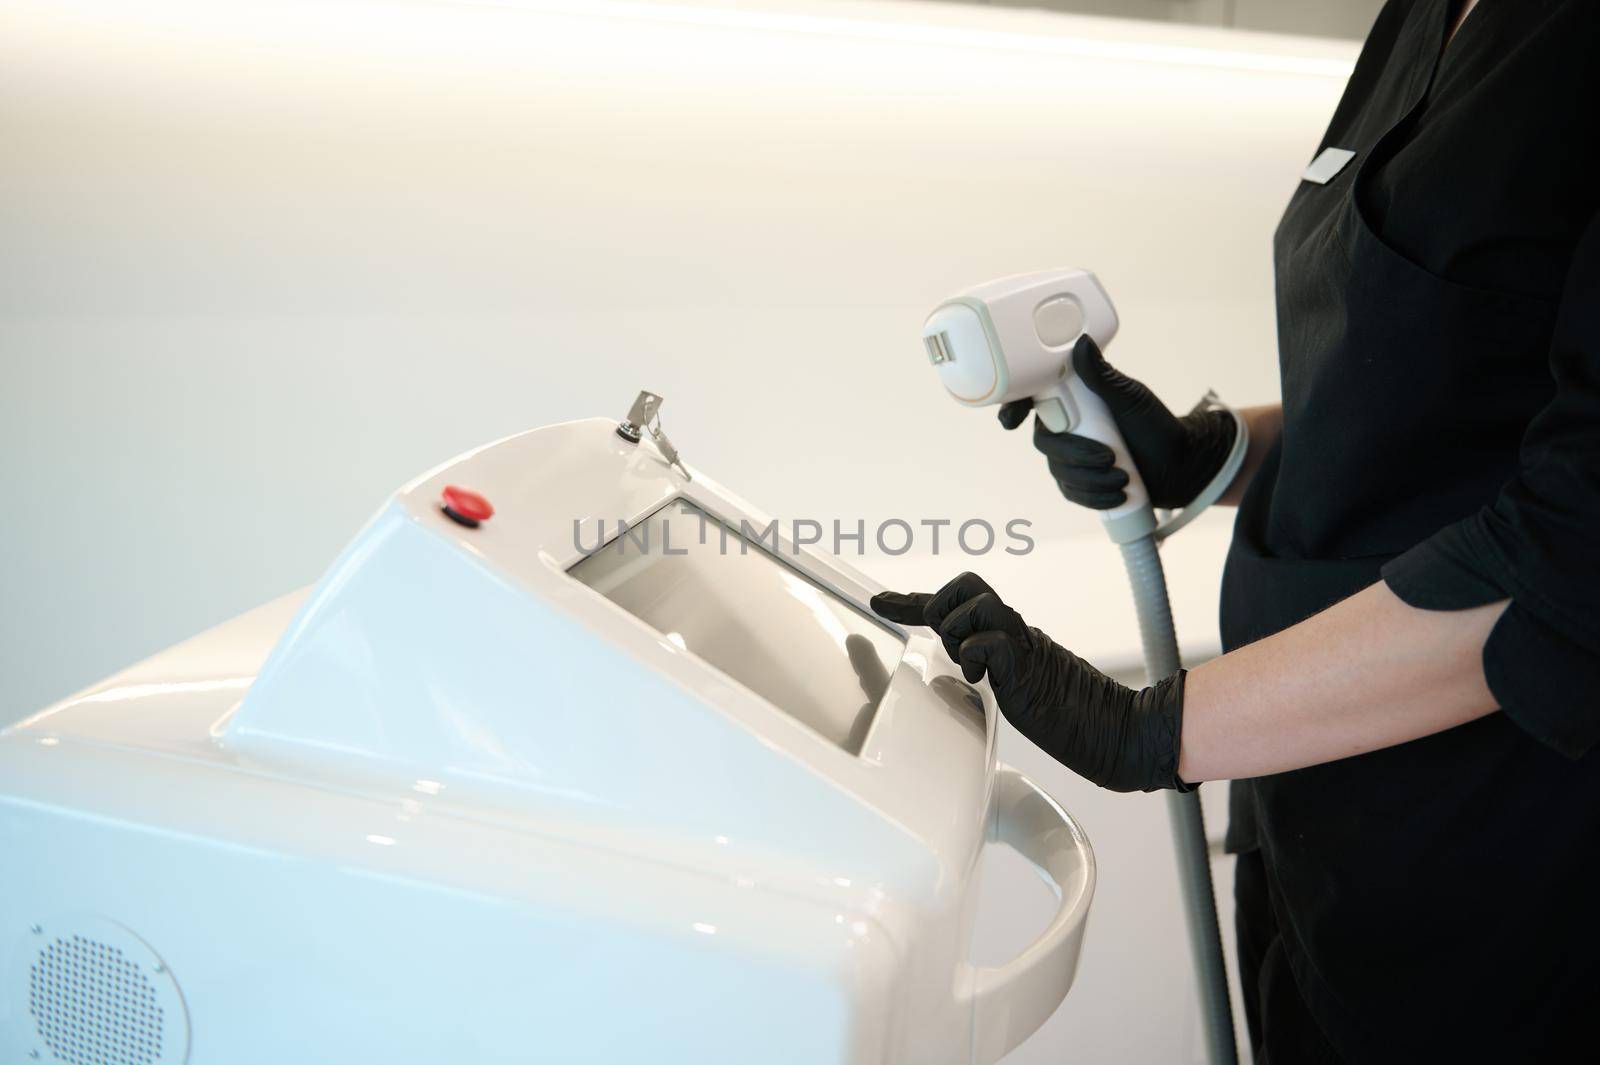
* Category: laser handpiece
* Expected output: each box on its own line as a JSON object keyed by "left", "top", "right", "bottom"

{"left": 921, "top": 268, "right": 1240, "bottom": 1065}
{"left": 921, "top": 269, "right": 1155, "bottom": 543}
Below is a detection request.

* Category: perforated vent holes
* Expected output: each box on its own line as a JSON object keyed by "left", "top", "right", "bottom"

{"left": 10, "top": 920, "right": 188, "bottom": 1065}
{"left": 28, "top": 933, "right": 164, "bottom": 1065}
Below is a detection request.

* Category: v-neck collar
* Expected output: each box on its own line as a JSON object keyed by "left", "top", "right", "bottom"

{"left": 1403, "top": 0, "right": 1458, "bottom": 114}
{"left": 1444, "top": 0, "right": 1482, "bottom": 50}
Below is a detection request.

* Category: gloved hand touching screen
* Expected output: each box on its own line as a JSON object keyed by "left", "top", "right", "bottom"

{"left": 871, "top": 572, "right": 1189, "bottom": 793}
{"left": 998, "top": 336, "right": 1236, "bottom": 511}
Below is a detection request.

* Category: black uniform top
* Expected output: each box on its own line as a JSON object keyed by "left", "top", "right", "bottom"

{"left": 1217, "top": 0, "right": 1600, "bottom": 1059}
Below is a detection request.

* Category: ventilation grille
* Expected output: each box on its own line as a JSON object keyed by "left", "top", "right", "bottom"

{"left": 28, "top": 933, "right": 165, "bottom": 1065}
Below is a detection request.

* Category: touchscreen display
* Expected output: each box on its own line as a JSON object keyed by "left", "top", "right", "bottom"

{"left": 568, "top": 499, "right": 904, "bottom": 753}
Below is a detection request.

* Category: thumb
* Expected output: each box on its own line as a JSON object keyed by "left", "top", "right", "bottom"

{"left": 957, "top": 630, "right": 1020, "bottom": 689}
{"left": 1070, "top": 334, "right": 1154, "bottom": 420}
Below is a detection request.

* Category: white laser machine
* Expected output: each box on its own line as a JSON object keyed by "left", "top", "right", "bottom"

{"left": 0, "top": 400, "right": 1094, "bottom": 1065}
{"left": 923, "top": 270, "right": 1247, "bottom": 1065}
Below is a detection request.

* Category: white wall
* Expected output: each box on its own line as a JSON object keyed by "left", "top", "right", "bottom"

{"left": 0, "top": 1, "right": 1354, "bottom": 1060}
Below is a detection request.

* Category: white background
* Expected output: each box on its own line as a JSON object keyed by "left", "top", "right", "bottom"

{"left": 940, "top": 0, "right": 1384, "bottom": 40}
{"left": 0, "top": 1, "right": 1356, "bottom": 1060}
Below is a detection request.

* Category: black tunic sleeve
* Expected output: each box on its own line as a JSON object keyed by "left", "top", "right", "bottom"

{"left": 1382, "top": 210, "right": 1600, "bottom": 759}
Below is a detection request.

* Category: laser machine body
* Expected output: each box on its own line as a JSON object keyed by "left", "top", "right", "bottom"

{"left": 0, "top": 410, "right": 1097, "bottom": 1065}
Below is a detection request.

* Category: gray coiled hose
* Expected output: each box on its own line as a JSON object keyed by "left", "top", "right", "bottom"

{"left": 1121, "top": 534, "right": 1238, "bottom": 1065}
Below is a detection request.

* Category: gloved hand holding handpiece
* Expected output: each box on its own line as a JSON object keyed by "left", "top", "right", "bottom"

{"left": 998, "top": 335, "right": 1238, "bottom": 513}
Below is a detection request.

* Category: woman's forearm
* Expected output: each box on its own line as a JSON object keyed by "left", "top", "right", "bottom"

{"left": 1177, "top": 581, "right": 1506, "bottom": 782}
{"left": 1218, "top": 404, "right": 1283, "bottom": 506}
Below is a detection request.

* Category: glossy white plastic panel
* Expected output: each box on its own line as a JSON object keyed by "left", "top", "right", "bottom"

{"left": 966, "top": 766, "right": 1095, "bottom": 1063}
{"left": 0, "top": 419, "right": 1096, "bottom": 1063}
{"left": 2, "top": 722, "right": 1091, "bottom": 1064}
{"left": 0, "top": 735, "right": 890, "bottom": 1063}
{"left": 223, "top": 421, "right": 985, "bottom": 883}
{"left": 569, "top": 498, "right": 904, "bottom": 753}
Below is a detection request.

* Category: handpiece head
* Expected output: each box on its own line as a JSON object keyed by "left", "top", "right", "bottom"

{"left": 920, "top": 268, "right": 1155, "bottom": 542}
{"left": 921, "top": 268, "right": 1118, "bottom": 410}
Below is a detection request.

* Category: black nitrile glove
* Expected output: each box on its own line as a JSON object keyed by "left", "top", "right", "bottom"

{"left": 997, "top": 336, "right": 1236, "bottom": 511}
{"left": 871, "top": 572, "right": 1189, "bottom": 793}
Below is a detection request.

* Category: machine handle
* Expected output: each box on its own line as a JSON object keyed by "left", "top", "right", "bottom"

{"left": 1034, "top": 378, "right": 1157, "bottom": 544}
{"left": 963, "top": 764, "right": 1097, "bottom": 1064}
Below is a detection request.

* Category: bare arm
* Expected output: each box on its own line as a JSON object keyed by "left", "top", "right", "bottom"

{"left": 1179, "top": 581, "right": 1506, "bottom": 782}
{"left": 872, "top": 571, "right": 1509, "bottom": 794}
{"left": 1218, "top": 403, "right": 1283, "bottom": 507}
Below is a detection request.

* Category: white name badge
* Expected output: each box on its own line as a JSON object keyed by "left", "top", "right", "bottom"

{"left": 1302, "top": 146, "right": 1357, "bottom": 185}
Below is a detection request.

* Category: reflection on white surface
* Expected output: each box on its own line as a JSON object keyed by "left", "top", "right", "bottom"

{"left": 568, "top": 499, "right": 903, "bottom": 754}
{"left": 69, "top": 677, "right": 255, "bottom": 705}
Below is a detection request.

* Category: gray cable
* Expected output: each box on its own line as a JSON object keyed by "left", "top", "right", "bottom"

{"left": 1120, "top": 534, "right": 1238, "bottom": 1065}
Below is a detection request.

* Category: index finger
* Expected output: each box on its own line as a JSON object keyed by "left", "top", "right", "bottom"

{"left": 997, "top": 398, "right": 1034, "bottom": 431}
{"left": 870, "top": 590, "right": 934, "bottom": 625}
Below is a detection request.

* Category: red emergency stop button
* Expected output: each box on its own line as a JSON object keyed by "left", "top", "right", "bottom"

{"left": 441, "top": 485, "right": 494, "bottom": 528}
